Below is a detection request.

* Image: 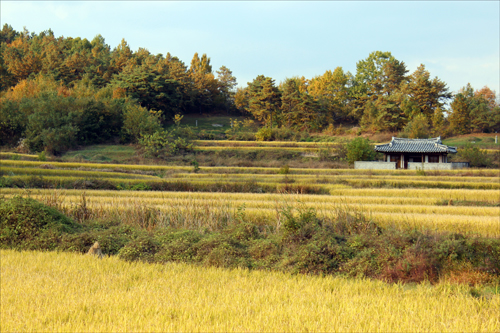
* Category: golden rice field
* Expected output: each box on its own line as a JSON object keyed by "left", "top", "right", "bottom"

{"left": 3, "top": 187, "right": 499, "bottom": 236}
{"left": 1, "top": 158, "right": 499, "bottom": 235}
{"left": 1, "top": 250, "right": 499, "bottom": 333}
{"left": 3, "top": 159, "right": 500, "bottom": 176}
{"left": 2, "top": 160, "right": 500, "bottom": 191}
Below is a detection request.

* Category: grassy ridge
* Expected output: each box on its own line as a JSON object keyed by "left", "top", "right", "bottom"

{"left": 2, "top": 250, "right": 499, "bottom": 332}
{"left": 3, "top": 189, "right": 499, "bottom": 236}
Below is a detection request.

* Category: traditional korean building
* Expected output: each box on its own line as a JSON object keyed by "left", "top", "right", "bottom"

{"left": 354, "top": 137, "right": 469, "bottom": 170}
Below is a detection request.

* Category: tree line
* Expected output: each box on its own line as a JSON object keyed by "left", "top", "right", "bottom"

{"left": 1, "top": 24, "right": 499, "bottom": 153}
{"left": 236, "top": 52, "right": 499, "bottom": 137}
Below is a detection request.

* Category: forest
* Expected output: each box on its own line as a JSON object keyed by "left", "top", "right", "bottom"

{"left": 1, "top": 24, "right": 499, "bottom": 154}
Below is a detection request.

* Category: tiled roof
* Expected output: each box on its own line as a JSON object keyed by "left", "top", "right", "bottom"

{"left": 375, "top": 137, "right": 457, "bottom": 154}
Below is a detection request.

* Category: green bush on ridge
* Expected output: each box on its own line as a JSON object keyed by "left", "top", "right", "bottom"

{"left": 0, "top": 196, "right": 81, "bottom": 250}
{"left": 0, "top": 196, "right": 498, "bottom": 286}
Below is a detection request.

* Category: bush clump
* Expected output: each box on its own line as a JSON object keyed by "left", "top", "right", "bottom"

{"left": 1, "top": 197, "right": 498, "bottom": 286}
{"left": 0, "top": 196, "right": 81, "bottom": 250}
{"left": 346, "top": 137, "right": 376, "bottom": 165}
{"left": 139, "top": 130, "right": 194, "bottom": 159}
{"left": 453, "top": 143, "right": 492, "bottom": 167}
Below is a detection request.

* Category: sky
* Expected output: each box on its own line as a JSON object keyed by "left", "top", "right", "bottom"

{"left": 1, "top": 1, "right": 499, "bottom": 96}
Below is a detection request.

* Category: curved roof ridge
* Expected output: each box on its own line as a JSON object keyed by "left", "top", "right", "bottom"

{"left": 392, "top": 137, "right": 441, "bottom": 141}
{"left": 375, "top": 136, "right": 455, "bottom": 154}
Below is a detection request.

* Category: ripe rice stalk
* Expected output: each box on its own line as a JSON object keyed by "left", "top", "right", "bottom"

{"left": 6, "top": 189, "right": 498, "bottom": 236}
{"left": 3, "top": 250, "right": 498, "bottom": 332}
{"left": 3, "top": 160, "right": 499, "bottom": 177}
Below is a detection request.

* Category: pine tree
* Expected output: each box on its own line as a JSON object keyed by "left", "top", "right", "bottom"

{"left": 449, "top": 92, "right": 471, "bottom": 135}
{"left": 246, "top": 75, "right": 281, "bottom": 127}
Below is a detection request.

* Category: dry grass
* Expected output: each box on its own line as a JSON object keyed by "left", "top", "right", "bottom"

{"left": 3, "top": 189, "right": 499, "bottom": 236}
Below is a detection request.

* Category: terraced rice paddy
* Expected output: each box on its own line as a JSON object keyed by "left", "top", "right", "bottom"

{"left": 1, "top": 158, "right": 499, "bottom": 236}
{"left": 2, "top": 160, "right": 499, "bottom": 189}
{"left": 1, "top": 148, "right": 499, "bottom": 333}
{"left": 2, "top": 187, "right": 498, "bottom": 236}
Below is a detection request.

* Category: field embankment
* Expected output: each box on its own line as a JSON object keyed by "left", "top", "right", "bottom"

{"left": 1, "top": 158, "right": 499, "bottom": 237}
{"left": 1, "top": 195, "right": 499, "bottom": 286}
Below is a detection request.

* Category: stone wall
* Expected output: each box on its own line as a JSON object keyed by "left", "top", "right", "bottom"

{"left": 407, "top": 162, "right": 469, "bottom": 170}
{"left": 354, "top": 161, "right": 396, "bottom": 170}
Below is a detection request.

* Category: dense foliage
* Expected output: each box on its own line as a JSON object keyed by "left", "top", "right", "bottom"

{"left": 0, "top": 196, "right": 81, "bottom": 249}
{"left": 1, "top": 24, "right": 499, "bottom": 154}
{"left": 346, "top": 137, "right": 376, "bottom": 165}
{"left": 1, "top": 196, "right": 498, "bottom": 285}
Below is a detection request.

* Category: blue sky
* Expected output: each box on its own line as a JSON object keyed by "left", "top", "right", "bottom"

{"left": 2, "top": 1, "right": 499, "bottom": 96}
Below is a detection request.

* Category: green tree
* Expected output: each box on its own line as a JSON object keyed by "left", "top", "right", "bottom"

{"left": 0, "top": 24, "right": 19, "bottom": 44}
{"left": 163, "top": 53, "right": 195, "bottom": 113}
{"left": 431, "top": 106, "right": 445, "bottom": 136}
{"left": 354, "top": 51, "right": 409, "bottom": 131}
{"left": 111, "top": 63, "right": 181, "bottom": 122}
{"left": 402, "top": 113, "right": 430, "bottom": 139}
{"left": 234, "top": 86, "right": 249, "bottom": 113}
{"left": 401, "top": 64, "right": 452, "bottom": 119}
{"left": 189, "top": 53, "right": 218, "bottom": 113}
{"left": 0, "top": 99, "right": 25, "bottom": 146}
{"left": 308, "top": 67, "right": 352, "bottom": 124}
{"left": 245, "top": 75, "right": 282, "bottom": 127}
{"left": 109, "top": 39, "right": 133, "bottom": 76}
{"left": 280, "top": 77, "right": 320, "bottom": 130}
{"left": 470, "top": 86, "right": 500, "bottom": 133}
{"left": 216, "top": 65, "right": 237, "bottom": 113}
{"left": 23, "top": 94, "right": 80, "bottom": 154}
{"left": 449, "top": 93, "right": 471, "bottom": 135}
{"left": 346, "top": 137, "right": 376, "bottom": 165}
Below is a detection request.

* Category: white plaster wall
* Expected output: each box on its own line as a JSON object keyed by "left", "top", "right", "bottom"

{"left": 354, "top": 161, "right": 397, "bottom": 170}
{"left": 407, "top": 162, "right": 469, "bottom": 170}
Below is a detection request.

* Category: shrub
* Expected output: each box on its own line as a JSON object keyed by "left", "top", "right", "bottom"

{"left": 278, "top": 165, "right": 290, "bottom": 175}
{"left": 346, "top": 137, "right": 376, "bottom": 165}
{"left": 118, "top": 236, "right": 160, "bottom": 263}
{"left": 38, "top": 151, "right": 47, "bottom": 162}
{"left": 453, "top": 143, "right": 491, "bottom": 167}
{"left": 318, "top": 148, "right": 334, "bottom": 161}
{"left": 139, "top": 130, "right": 194, "bottom": 159}
{"left": 0, "top": 196, "right": 80, "bottom": 249}
{"left": 255, "top": 127, "right": 302, "bottom": 141}
{"left": 121, "top": 104, "right": 162, "bottom": 143}
{"left": 255, "top": 127, "right": 273, "bottom": 141}
{"left": 154, "top": 230, "right": 202, "bottom": 263}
